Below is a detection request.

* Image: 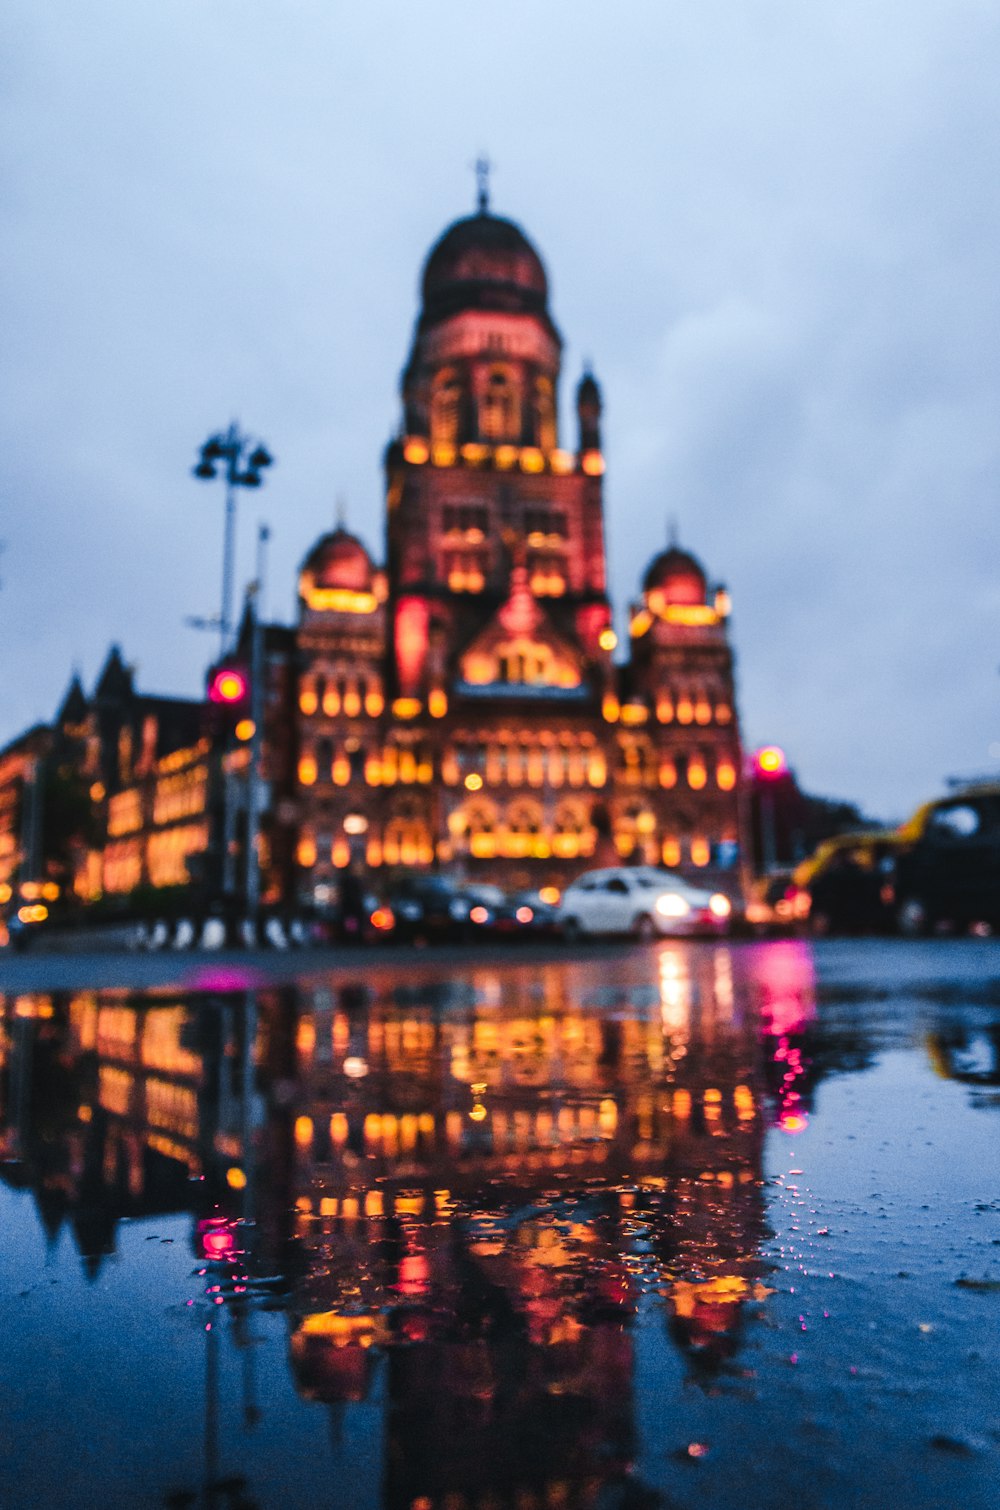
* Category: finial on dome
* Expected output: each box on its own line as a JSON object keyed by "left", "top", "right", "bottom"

{"left": 335, "top": 494, "right": 347, "bottom": 529}
{"left": 474, "top": 152, "right": 492, "bottom": 214}
{"left": 667, "top": 514, "right": 679, "bottom": 547}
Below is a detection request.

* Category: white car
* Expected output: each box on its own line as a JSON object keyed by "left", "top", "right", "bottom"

{"left": 558, "top": 867, "right": 732, "bottom": 940}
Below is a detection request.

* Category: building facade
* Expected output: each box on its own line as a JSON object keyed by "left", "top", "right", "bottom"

{"left": 292, "top": 197, "right": 744, "bottom": 899}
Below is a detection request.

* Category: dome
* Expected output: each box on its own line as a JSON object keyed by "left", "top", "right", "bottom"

{"left": 301, "top": 528, "right": 373, "bottom": 593}
{"left": 420, "top": 210, "right": 550, "bottom": 324}
{"left": 642, "top": 546, "right": 707, "bottom": 606}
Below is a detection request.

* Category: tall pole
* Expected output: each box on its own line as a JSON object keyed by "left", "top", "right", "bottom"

{"left": 245, "top": 525, "right": 269, "bottom": 928}
{"left": 193, "top": 423, "right": 273, "bottom": 659}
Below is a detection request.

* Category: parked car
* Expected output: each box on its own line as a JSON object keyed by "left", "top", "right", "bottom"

{"left": 558, "top": 866, "right": 732, "bottom": 940}
{"left": 793, "top": 831, "right": 900, "bottom": 935}
{"left": 884, "top": 785, "right": 1000, "bottom": 935}
{"left": 386, "top": 875, "right": 501, "bottom": 942}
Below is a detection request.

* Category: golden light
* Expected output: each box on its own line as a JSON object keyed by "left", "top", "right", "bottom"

{"left": 298, "top": 755, "right": 318, "bottom": 786}
{"left": 662, "top": 836, "right": 681, "bottom": 867}
{"left": 550, "top": 448, "right": 573, "bottom": 473}
{"left": 469, "top": 1103, "right": 488, "bottom": 1122}
{"left": 461, "top": 442, "right": 489, "bottom": 464}
{"left": 403, "top": 436, "right": 430, "bottom": 464}
{"left": 621, "top": 702, "right": 648, "bottom": 725}
{"left": 298, "top": 689, "right": 318, "bottom": 715}
{"left": 235, "top": 719, "right": 255, "bottom": 742}
{"left": 332, "top": 837, "right": 350, "bottom": 868}
{"left": 428, "top": 688, "right": 448, "bottom": 718}
{"left": 598, "top": 627, "right": 618, "bottom": 651}
{"left": 0, "top": 883, "right": 11, "bottom": 904}
{"left": 601, "top": 694, "right": 620, "bottom": 722}
{"left": 296, "top": 835, "right": 317, "bottom": 867}
{"left": 539, "top": 885, "right": 560, "bottom": 905}
{"left": 89, "top": 782, "right": 106, "bottom": 802}
{"left": 343, "top": 1055, "right": 369, "bottom": 1079}
{"left": 431, "top": 441, "right": 456, "bottom": 467}
{"left": 690, "top": 837, "right": 711, "bottom": 867}
{"left": 20, "top": 881, "right": 40, "bottom": 899}
{"left": 392, "top": 697, "right": 421, "bottom": 719}
{"left": 494, "top": 444, "right": 518, "bottom": 469}
{"left": 226, "top": 1167, "right": 247, "bottom": 1190}
{"left": 520, "top": 447, "right": 544, "bottom": 473}
{"left": 464, "top": 772, "right": 483, "bottom": 791}
{"left": 717, "top": 761, "right": 737, "bottom": 790}
{"left": 709, "top": 893, "right": 732, "bottom": 918}
{"left": 41, "top": 882, "right": 60, "bottom": 901}
{"left": 365, "top": 690, "right": 384, "bottom": 717}
{"left": 688, "top": 760, "right": 707, "bottom": 789}
{"left": 343, "top": 813, "right": 368, "bottom": 835}
{"left": 581, "top": 449, "right": 605, "bottom": 476}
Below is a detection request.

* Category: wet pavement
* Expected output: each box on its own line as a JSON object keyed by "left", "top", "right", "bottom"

{"left": 0, "top": 938, "right": 998, "bottom": 1508}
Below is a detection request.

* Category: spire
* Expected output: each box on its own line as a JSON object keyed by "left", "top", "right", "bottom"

{"left": 474, "top": 152, "right": 492, "bottom": 214}
{"left": 335, "top": 494, "right": 347, "bottom": 529}
{"left": 667, "top": 515, "right": 679, "bottom": 548}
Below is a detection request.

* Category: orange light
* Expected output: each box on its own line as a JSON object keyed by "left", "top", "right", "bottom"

{"left": 428, "top": 688, "right": 448, "bottom": 718}
{"left": 520, "top": 447, "right": 544, "bottom": 473}
{"left": 470, "top": 905, "right": 489, "bottom": 925}
{"left": 234, "top": 719, "right": 255, "bottom": 742}
{"left": 403, "top": 436, "right": 430, "bottom": 464}
{"left": 717, "top": 761, "right": 737, "bottom": 790}
{"left": 464, "top": 772, "right": 483, "bottom": 791}
{"left": 89, "top": 782, "right": 105, "bottom": 802}
{"left": 226, "top": 1166, "right": 247, "bottom": 1190}
{"left": 392, "top": 697, "right": 421, "bottom": 719}
{"left": 370, "top": 906, "right": 394, "bottom": 931}
{"left": 539, "top": 886, "right": 560, "bottom": 905}
{"left": 598, "top": 627, "right": 617, "bottom": 651}
{"left": 581, "top": 449, "right": 605, "bottom": 476}
{"left": 515, "top": 905, "right": 533, "bottom": 923}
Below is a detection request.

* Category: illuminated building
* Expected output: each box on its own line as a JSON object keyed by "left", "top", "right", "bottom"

{"left": 294, "top": 190, "right": 744, "bottom": 896}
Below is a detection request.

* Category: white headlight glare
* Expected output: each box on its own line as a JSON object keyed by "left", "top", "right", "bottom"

{"left": 709, "top": 893, "right": 731, "bottom": 918}
{"left": 655, "top": 892, "right": 690, "bottom": 918}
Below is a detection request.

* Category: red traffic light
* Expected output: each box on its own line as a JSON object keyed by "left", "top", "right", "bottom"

{"left": 753, "top": 745, "right": 787, "bottom": 779}
{"left": 209, "top": 667, "right": 249, "bottom": 705}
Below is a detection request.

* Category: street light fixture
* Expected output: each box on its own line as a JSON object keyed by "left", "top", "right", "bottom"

{"left": 193, "top": 422, "right": 273, "bottom": 655}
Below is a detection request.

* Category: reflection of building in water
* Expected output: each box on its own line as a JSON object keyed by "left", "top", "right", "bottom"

{"left": 285, "top": 949, "right": 780, "bottom": 1507}
{"left": 0, "top": 989, "right": 259, "bottom": 1273}
{"left": 0, "top": 949, "right": 827, "bottom": 1509}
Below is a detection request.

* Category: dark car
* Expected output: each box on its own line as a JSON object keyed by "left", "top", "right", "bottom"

{"left": 886, "top": 786, "right": 1000, "bottom": 935}
{"left": 386, "top": 875, "right": 480, "bottom": 942}
{"left": 795, "top": 832, "right": 900, "bottom": 936}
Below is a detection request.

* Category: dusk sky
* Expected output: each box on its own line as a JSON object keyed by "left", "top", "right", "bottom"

{"left": 3, "top": 1, "right": 998, "bottom": 821}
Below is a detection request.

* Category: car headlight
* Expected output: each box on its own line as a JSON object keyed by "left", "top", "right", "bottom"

{"left": 709, "top": 893, "right": 731, "bottom": 918}
{"left": 655, "top": 892, "right": 690, "bottom": 918}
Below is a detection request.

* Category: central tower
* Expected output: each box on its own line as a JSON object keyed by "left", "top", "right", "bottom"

{"left": 385, "top": 197, "right": 615, "bottom": 709}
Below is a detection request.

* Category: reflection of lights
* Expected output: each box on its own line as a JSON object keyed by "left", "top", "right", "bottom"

{"left": 779, "top": 1110, "right": 808, "bottom": 1134}
{"left": 655, "top": 892, "right": 690, "bottom": 918}
{"left": 226, "top": 1167, "right": 247, "bottom": 1190}
{"left": 343, "top": 1056, "right": 369, "bottom": 1079}
{"left": 469, "top": 1103, "right": 487, "bottom": 1122}
{"left": 198, "top": 1218, "right": 237, "bottom": 1262}
{"left": 294, "top": 1115, "right": 314, "bottom": 1147}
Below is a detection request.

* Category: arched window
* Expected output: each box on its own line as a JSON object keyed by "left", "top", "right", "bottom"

{"left": 533, "top": 376, "right": 556, "bottom": 450}
{"left": 480, "top": 367, "right": 520, "bottom": 441}
{"left": 505, "top": 798, "right": 544, "bottom": 858}
{"left": 431, "top": 370, "right": 462, "bottom": 443}
{"left": 553, "top": 799, "right": 589, "bottom": 859}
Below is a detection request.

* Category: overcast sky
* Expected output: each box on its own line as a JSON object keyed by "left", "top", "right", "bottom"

{"left": 2, "top": 0, "right": 998, "bottom": 820}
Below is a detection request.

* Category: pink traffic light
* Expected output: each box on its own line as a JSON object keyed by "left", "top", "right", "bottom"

{"left": 209, "top": 667, "right": 249, "bottom": 705}
{"left": 753, "top": 745, "right": 787, "bottom": 779}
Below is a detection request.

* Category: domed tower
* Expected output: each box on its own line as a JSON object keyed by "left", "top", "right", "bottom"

{"left": 378, "top": 185, "right": 617, "bottom": 885}
{"left": 295, "top": 526, "right": 389, "bottom": 880}
{"left": 614, "top": 539, "right": 743, "bottom": 874}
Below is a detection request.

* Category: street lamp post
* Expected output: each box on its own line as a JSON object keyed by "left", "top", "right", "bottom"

{"left": 193, "top": 423, "right": 273, "bottom": 656}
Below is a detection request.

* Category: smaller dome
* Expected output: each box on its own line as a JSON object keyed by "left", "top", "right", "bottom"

{"left": 642, "top": 546, "right": 707, "bottom": 606}
{"left": 301, "top": 528, "right": 373, "bottom": 593}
